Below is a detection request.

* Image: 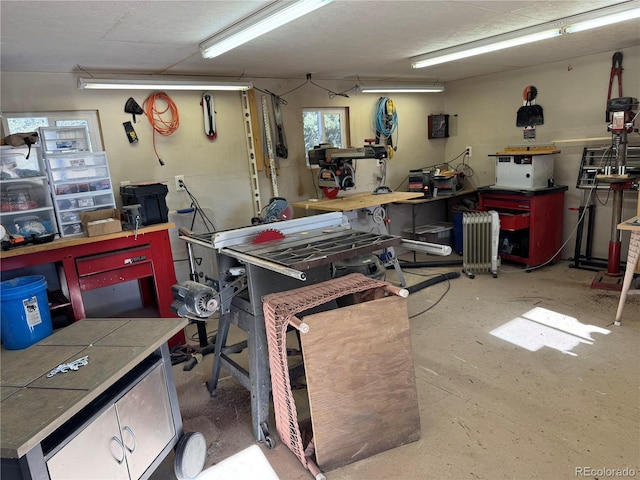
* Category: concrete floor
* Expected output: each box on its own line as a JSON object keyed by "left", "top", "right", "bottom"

{"left": 151, "top": 258, "right": 639, "bottom": 480}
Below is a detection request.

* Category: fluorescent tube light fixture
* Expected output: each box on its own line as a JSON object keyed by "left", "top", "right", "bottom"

{"left": 412, "top": 2, "right": 640, "bottom": 69}
{"left": 562, "top": 6, "right": 640, "bottom": 34}
{"left": 200, "top": 0, "right": 333, "bottom": 59}
{"left": 78, "top": 78, "right": 252, "bottom": 91}
{"left": 360, "top": 85, "right": 445, "bottom": 93}
{"left": 412, "top": 27, "right": 560, "bottom": 69}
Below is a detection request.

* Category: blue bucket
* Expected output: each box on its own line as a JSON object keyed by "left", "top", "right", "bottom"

{"left": 1, "top": 275, "right": 53, "bottom": 350}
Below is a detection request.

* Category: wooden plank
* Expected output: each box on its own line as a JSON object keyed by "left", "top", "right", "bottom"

{"left": 300, "top": 295, "right": 421, "bottom": 471}
{"left": 292, "top": 192, "right": 423, "bottom": 212}
{"left": 0, "top": 222, "right": 175, "bottom": 259}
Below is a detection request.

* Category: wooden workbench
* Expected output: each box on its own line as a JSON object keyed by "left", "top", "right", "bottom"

{"left": 0, "top": 317, "right": 187, "bottom": 479}
{"left": 1, "top": 224, "right": 183, "bottom": 345}
{"left": 0, "top": 223, "right": 173, "bottom": 259}
{"left": 292, "top": 191, "right": 424, "bottom": 212}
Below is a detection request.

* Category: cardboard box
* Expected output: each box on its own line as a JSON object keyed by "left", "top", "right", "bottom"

{"left": 81, "top": 209, "right": 122, "bottom": 237}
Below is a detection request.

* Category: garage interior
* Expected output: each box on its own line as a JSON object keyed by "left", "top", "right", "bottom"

{"left": 1, "top": 1, "right": 639, "bottom": 479}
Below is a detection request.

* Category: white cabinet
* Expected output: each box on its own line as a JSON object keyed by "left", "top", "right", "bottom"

{"left": 38, "top": 126, "right": 93, "bottom": 154}
{"left": 39, "top": 127, "right": 116, "bottom": 237}
{"left": 46, "top": 363, "right": 176, "bottom": 480}
{"left": 1, "top": 145, "right": 58, "bottom": 244}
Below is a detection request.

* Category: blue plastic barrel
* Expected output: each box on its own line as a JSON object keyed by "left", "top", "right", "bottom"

{"left": 1, "top": 275, "right": 53, "bottom": 350}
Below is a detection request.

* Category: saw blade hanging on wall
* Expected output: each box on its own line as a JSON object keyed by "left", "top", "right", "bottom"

{"left": 201, "top": 92, "right": 217, "bottom": 141}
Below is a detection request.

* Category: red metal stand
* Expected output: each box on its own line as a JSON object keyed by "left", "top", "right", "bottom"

{"left": 1, "top": 224, "right": 185, "bottom": 346}
{"left": 478, "top": 186, "right": 567, "bottom": 269}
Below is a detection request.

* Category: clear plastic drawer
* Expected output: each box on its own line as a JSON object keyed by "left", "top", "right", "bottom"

{"left": 56, "top": 193, "right": 115, "bottom": 212}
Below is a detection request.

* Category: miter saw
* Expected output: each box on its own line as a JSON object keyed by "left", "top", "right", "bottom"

{"left": 251, "top": 197, "right": 293, "bottom": 225}
{"left": 308, "top": 142, "right": 388, "bottom": 198}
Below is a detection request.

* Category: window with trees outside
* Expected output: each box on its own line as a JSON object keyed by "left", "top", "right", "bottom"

{"left": 2, "top": 111, "right": 103, "bottom": 151}
{"left": 302, "top": 107, "right": 350, "bottom": 167}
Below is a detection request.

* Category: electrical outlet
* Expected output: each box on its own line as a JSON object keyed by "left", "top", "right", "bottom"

{"left": 175, "top": 175, "right": 185, "bottom": 191}
{"left": 466, "top": 146, "right": 473, "bottom": 158}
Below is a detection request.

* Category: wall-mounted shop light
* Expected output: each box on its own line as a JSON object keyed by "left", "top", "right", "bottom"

{"left": 200, "top": 0, "right": 333, "bottom": 59}
{"left": 77, "top": 78, "right": 253, "bottom": 91}
{"left": 360, "top": 85, "right": 445, "bottom": 93}
{"left": 412, "top": 2, "right": 640, "bottom": 69}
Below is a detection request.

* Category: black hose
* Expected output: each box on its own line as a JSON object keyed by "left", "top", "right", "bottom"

{"left": 406, "top": 271, "right": 460, "bottom": 294}
{"left": 398, "top": 259, "right": 463, "bottom": 268}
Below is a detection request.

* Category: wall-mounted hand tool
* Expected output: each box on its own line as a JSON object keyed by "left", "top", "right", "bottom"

{"left": 201, "top": 92, "right": 217, "bottom": 141}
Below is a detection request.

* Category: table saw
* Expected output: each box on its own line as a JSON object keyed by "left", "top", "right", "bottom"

{"left": 178, "top": 212, "right": 403, "bottom": 446}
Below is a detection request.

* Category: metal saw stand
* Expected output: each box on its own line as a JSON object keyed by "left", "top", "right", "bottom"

{"left": 179, "top": 213, "right": 403, "bottom": 448}
{"left": 209, "top": 260, "right": 331, "bottom": 448}
{"left": 343, "top": 206, "right": 407, "bottom": 286}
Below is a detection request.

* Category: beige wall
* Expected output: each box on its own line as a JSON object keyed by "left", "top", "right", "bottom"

{"left": 1, "top": 74, "right": 445, "bottom": 230}
{"left": 2, "top": 45, "right": 638, "bottom": 260}
{"left": 444, "top": 45, "right": 640, "bottom": 259}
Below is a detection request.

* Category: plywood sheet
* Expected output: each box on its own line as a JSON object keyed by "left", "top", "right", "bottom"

{"left": 300, "top": 295, "right": 420, "bottom": 471}
{"left": 292, "top": 192, "right": 423, "bottom": 212}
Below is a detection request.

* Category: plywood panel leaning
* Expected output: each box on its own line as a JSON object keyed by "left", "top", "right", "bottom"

{"left": 301, "top": 294, "right": 421, "bottom": 471}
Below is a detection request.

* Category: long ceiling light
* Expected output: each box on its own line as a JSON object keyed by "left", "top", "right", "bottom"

{"left": 561, "top": 5, "right": 640, "bottom": 34}
{"left": 360, "top": 85, "right": 445, "bottom": 93}
{"left": 412, "top": 2, "right": 640, "bottom": 69}
{"left": 78, "top": 78, "right": 253, "bottom": 91}
{"left": 200, "top": 0, "right": 333, "bottom": 59}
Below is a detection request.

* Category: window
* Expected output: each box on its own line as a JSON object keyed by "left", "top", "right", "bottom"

{"left": 302, "top": 107, "right": 350, "bottom": 167}
{"left": 2, "top": 111, "right": 103, "bottom": 151}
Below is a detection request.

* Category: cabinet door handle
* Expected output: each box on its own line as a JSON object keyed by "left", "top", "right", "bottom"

{"left": 110, "top": 436, "right": 126, "bottom": 464}
{"left": 122, "top": 426, "right": 137, "bottom": 453}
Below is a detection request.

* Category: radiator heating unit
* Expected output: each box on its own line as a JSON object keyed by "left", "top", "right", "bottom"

{"left": 462, "top": 211, "right": 501, "bottom": 278}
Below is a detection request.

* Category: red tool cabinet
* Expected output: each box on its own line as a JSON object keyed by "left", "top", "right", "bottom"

{"left": 478, "top": 186, "right": 568, "bottom": 268}
{"left": 0, "top": 223, "right": 185, "bottom": 346}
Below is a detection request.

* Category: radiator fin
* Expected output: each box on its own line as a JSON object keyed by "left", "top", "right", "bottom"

{"left": 462, "top": 211, "right": 500, "bottom": 278}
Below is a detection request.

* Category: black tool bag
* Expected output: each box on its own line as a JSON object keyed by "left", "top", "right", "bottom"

{"left": 516, "top": 96, "right": 544, "bottom": 127}
{"left": 2, "top": 131, "right": 39, "bottom": 159}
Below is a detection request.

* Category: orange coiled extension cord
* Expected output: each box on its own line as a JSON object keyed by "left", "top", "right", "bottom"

{"left": 144, "top": 92, "right": 179, "bottom": 166}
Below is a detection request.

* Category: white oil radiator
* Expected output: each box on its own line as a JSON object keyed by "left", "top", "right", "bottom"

{"left": 462, "top": 211, "right": 501, "bottom": 278}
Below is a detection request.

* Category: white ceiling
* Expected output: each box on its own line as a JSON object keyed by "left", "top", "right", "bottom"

{"left": 1, "top": 0, "right": 639, "bottom": 84}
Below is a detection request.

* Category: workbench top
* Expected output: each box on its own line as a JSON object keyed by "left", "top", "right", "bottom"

{"left": 0, "top": 317, "right": 186, "bottom": 458}
{"left": 292, "top": 191, "right": 424, "bottom": 212}
{"left": 0, "top": 222, "right": 175, "bottom": 259}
